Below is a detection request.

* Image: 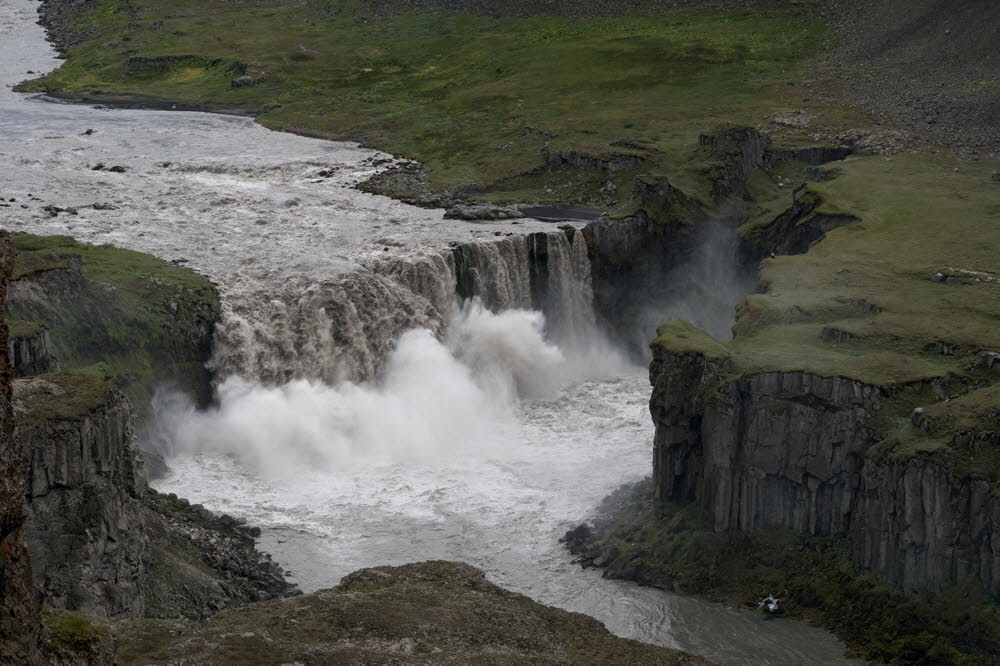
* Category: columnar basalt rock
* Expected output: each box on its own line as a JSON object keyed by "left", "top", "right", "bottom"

{"left": 853, "top": 455, "right": 1000, "bottom": 597}
{"left": 9, "top": 328, "right": 59, "bottom": 377}
{"left": 17, "top": 377, "right": 148, "bottom": 618}
{"left": 0, "top": 231, "right": 45, "bottom": 664}
{"left": 650, "top": 336, "right": 1000, "bottom": 597}
{"left": 16, "top": 374, "right": 298, "bottom": 620}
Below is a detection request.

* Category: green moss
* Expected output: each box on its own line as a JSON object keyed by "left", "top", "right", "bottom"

{"left": 15, "top": 372, "right": 115, "bottom": 427}
{"left": 20, "top": 1, "right": 848, "bottom": 199}
{"left": 726, "top": 154, "right": 1000, "bottom": 385}
{"left": 13, "top": 249, "right": 72, "bottom": 278}
{"left": 652, "top": 320, "right": 731, "bottom": 360}
{"left": 42, "top": 608, "right": 110, "bottom": 655}
{"left": 583, "top": 480, "right": 1000, "bottom": 664}
{"left": 875, "top": 382, "right": 1000, "bottom": 483}
{"left": 8, "top": 319, "right": 46, "bottom": 339}
{"left": 8, "top": 234, "right": 220, "bottom": 415}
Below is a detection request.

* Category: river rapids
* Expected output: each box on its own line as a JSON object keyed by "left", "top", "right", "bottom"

{"left": 1, "top": 0, "right": 854, "bottom": 662}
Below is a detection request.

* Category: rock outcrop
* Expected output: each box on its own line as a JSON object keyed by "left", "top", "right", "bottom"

{"left": 112, "top": 560, "right": 705, "bottom": 664}
{"left": 853, "top": 454, "right": 1000, "bottom": 598}
{"left": 649, "top": 330, "right": 1000, "bottom": 597}
{"left": 18, "top": 376, "right": 147, "bottom": 618}
{"left": 9, "top": 326, "right": 59, "bottom": 377}
{"left": 0, "top": 233, "right": 45, "bottom": 664}
{"left": 15, "top": 374, "right": 298, "bottom": 619}
{"left": 739, "top": 186, "right": 861, "bottom": 264}
{"left": 5, "top": 236, "right": 220, "bottom": 452}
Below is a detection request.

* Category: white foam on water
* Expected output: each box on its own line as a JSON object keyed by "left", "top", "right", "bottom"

{"left": 1, "top": 1, "right": 856, "bottom": 662}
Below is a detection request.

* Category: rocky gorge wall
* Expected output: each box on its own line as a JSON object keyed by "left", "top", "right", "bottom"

{"left": 649, "top": 340, "right": 1000, "bottom": 597}
{"left": 853, "top": 455, "right": 1000, "bottom": 599}
{"left": 15, "top": 372, "right": 298, "bottom": 619}
{"left": 18, "top": 377, "right": 147, "bottom": 617}
{"left": 0, "top": 231, "right": 44, "bottom": 664}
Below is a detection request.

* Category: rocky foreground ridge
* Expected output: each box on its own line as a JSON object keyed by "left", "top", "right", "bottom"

{"left": 111, "top": 561, "right": 703, "bottom": 665}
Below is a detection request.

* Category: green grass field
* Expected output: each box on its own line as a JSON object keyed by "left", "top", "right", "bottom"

{"left": 24, "top": 0, "right": 857, "bottom": 197}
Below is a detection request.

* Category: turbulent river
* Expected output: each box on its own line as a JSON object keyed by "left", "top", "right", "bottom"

{"left": 2, "top": 0, "right": 854, "bottom": 662}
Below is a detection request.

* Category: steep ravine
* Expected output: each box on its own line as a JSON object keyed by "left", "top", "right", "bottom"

{"left": 3, "top": 0, "right": 867, "bottom": 661}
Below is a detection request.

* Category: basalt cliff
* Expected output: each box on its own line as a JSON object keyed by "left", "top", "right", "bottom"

{"left": 649, "top": 335, "right": 1000, "bottom": 597}
{"left": 1, "top": 234, "right": 298, "bottom": 627}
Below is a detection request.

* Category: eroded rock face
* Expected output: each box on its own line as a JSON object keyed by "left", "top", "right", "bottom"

{"left": 18, "top": 379, "right": 147, "bottom": 617}
{"left": 854, "top": 457, "right": 1000, "bottom": 597}
{"left": 650, "top": 342, "right": 1000, "bottom": 597}
{"left": 652, "top": 348, "right": 878, "bottom": 535}
{"left": 9, "top": 328, "right": 58, "bottom": 377}
{"left": 15, "top": 376, "right": 298, "bottom": 619}
{"left": 0, "top": 231, "right": 44, "bottom": 664}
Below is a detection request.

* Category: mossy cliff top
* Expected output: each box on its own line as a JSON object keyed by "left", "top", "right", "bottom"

{"left": 652, "top": 151, "right": 1000, "bottom": 472}
{"left": 653, "top": 320, "right": 731, "bottom": 361}
{"left": 13, "top": 372, "right": 116, "bottom": 428}
{"left": 7, "top": 234, "right": 220, "bottom": 413}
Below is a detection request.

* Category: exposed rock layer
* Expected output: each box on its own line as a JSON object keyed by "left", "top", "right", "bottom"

{"left": 15, "top": 376, "right": 298, "bottom": 619}
{"left": 19, "top": 377, "right": 147, "bottom": 618}
{"left": 9, "top": 328, "right": 58, "bottom": 377}
{"left": 0, "top": 232, "right": 44, "bottom": 663}
{"left": 650, "top": 342, "right": 1000, "bottom": 597}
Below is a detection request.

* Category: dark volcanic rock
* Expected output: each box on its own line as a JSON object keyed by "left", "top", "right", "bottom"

{"left": 648, "top": 338, "right": 1000, "bottom": 598}
{"left": 0, "top": 231, "right": 45, "bottom": 664}
{"left": 15, "top": 375, "right": 298, "bottom": 620}
{"left": 444, "top": 202, "right": 524, "bottom": 220}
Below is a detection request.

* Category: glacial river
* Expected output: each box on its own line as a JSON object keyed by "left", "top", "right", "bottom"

{"left": 1, "top": 0, "right": 853, "bottom": 662}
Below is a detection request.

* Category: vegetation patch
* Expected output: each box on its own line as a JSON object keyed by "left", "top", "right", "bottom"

{"left": 14, "top": 372, "right": 115, "bottom": 428}
{"left": 570, "top": 479, "right": 1000, "bottom": 664}
{"left": 20, "top": 0, "right": 860, "bottom": 201}
{"left": 7, "top": 234, "right": 220, "bottom": 414}
{"left": 652, "top": 320, "right": 731, "bottom": 360}
{"left": 42, "top": 608, "right": 113, "bottom": 662}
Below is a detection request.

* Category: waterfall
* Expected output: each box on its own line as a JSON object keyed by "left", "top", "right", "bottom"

{"left": 453, "top": 235, "right": 533, "bottom": 312}
{"left": 209, "top": 261, "right": 453, "bottom": 385}
{"left": 540, "top": 230, "right": 600, "bottom": 353}
{"left": 209, "top": 229, "right": 612, "bottom": 386}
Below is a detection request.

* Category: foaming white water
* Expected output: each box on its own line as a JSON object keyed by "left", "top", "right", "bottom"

{"left": 448, "top": 300, "right": 565, "bottom": 401}
{"left": 155, "top": 303, "right": 611, "bottom": 475}
{"left": 157, "top": 365, "right": 856, "bottom": 665}
{"left": 4, "top": 2, "right": 854, "bottom": 661}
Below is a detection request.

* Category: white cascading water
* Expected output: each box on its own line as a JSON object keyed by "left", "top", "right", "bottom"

{"left": 1, "top": 1, "right": 855, "bottom": 662}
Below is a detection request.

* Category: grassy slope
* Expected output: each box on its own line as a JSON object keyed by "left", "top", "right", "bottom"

{"left": 24, "top": 0, "right": 863, "bottom": 200}
{"left": 731, "top": 154, "right": 1000, "bottom": 386}
{"left": 654, "top": 151, "right": 1000, "bottom": 472}
{"left": 8, "top": 234, "right": 220, "bottom": 415}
